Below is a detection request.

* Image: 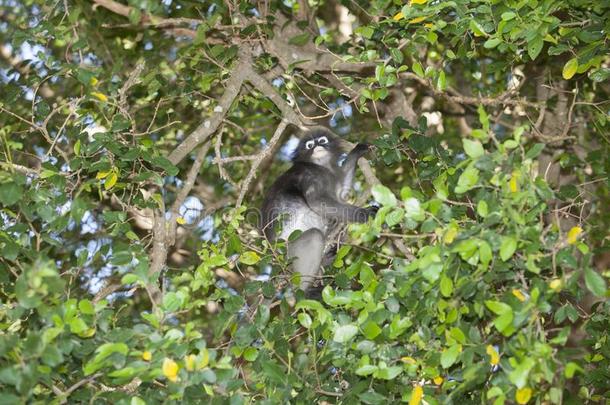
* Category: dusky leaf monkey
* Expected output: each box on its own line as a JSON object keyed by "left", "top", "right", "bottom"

{"left": 261, "top": 128, "right": 376, "bottom": 294}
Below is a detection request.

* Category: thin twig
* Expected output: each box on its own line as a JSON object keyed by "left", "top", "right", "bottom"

{"left": 236, "top": 119, "right": 288, "bottom": 207}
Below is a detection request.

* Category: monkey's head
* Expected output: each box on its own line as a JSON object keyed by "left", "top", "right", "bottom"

{"left": 293, "top": 128, "right": 343, "bottom": 167}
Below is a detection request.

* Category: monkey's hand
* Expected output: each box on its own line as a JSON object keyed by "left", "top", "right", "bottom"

{"left": 354, "top": 205, "right": 379, "bottom": 222}
{"left": 351, "top": 143, "right": 373, "bottom": 157}
{"left": 366, "top": 204, "right": 380, "bottom": 219}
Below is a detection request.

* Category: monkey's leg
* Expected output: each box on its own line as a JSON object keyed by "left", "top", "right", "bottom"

{"left": 287, "top": 228, "right": 325, "bottom": 292}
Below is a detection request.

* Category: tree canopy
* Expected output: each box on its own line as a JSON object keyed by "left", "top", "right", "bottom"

{"left": 0, "top": 0, "right": 609, "bottom": 403}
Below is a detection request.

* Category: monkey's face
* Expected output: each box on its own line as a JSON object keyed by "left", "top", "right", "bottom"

{"left": 294, "top": 132, "right": 341, "bottom": 167}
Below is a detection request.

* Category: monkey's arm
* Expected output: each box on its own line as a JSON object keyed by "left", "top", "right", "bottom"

{"left": 339, "top": 143, "right": 371, "bottom": 200}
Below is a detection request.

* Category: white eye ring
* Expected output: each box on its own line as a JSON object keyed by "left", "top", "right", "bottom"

{"left": 305, "top": 140, "right": 315, "bottom": 149}
{"left": 317, "top": 136, "right": 329, "bottom": 145}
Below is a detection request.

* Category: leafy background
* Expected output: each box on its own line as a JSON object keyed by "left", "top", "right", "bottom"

{"left": 0, "top": 0, "right": 608, "bottom": 403}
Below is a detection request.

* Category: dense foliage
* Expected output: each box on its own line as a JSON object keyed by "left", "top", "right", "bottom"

{"left": 0, "top": 0, "right": 609, "bottom": 403}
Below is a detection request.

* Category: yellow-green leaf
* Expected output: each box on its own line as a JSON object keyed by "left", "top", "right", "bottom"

{"left": 240, "top": 251, "right": 261, "bottom": 265}
{"left": 562, "top": 58, "right": 578, "bottom": 80}
{"left": 162, "top": 358, "right": 179, "bottom": 382}
{"left": 409, "top": 385, "right": 423, "bottom": 405}
{"left": 185, "top": 354, "right": 196, "bottom": 371}
{"left": 486, "top": 345, "right": 500, "bottom": 365}
{"left": 409, "top": 16, "right": 427, "bottom": 24}
{"left": 91, "top": 92, "right": 108, "bottom": 102}
{"left": 96, "top": 170, "right": 111, "bottom": 180}
{"left": 549, "top": 278, "right": 562, "bottom": 291}
{"left": 515, "top": 387, "right": 532, "bottom": 404}
{"left": 512, "top": 289, "right": 526, "bottom": 302}
{"left": 104, "top": 172, "right": 118, "bottom": 190}
{"left": 567, "top": 226, "right": 582, "bottom": 244}
{"left": 410, "top": 0, "right": 427, "bottom": 4}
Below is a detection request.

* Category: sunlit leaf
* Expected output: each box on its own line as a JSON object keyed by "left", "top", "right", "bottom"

{"left": 562, "top": 58, "right": 578, "bottom": 80}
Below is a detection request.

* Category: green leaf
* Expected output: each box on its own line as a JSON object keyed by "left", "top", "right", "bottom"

{"left": 449, "top": 327, "right": 466, "bottom": 344}
{"left": 565, "top": 361, "right": 583, "bottom": 378}
{"left": 372, "top": 184, "right": 397, "bottom": 207}
{"left": 484, "top": 38, "right": 502, "bottom": 49}
{"left": 362, "top": 321, "right": 382, "bottom": 339}
{"left": 355, "top": 26, "right": 375, "bottom": 39}
{"left": 493, "top": 312, "right": 514, "bottom": 335}
{"left": 375, "top": 365, "right": 402, "bottom": 380}
{"left": 78, "top": 299, "right": 95, "bottom": 315}
{"left": 239, "top": 251, "right": 260, "bottom": 265}
{"left": 84, "top": 343, "right": 129, "bottom": 375}
{"left": 509, "top": 358, "right": 535, "bottom": 388}
{"left": 584, "top": 267, "right": 606, "bottom": 297}
{"left": 74, "top": 139, "right": 81, "bottom": 155}
{"left": 455, "top": 166, "right": 479, "bottom": 194}
{"left": 440, "top": 275, "right": 453, "bottom": 297}
{"left": 562, "top": 58, "right": 578, "bottom": 80}
{"left": 69, "top": 317, "right": 88, "bottom": 334}
{"left": 297, "top": 313, "right": 312, "bottom": 329}
{"left": 0, "top": 182, "right": 23, "bottom": 206}
{"left": 463, "top": 139, "right": 484, "bottom": 158}
{"left": 441, "top": 344, "right": 461, "bottom": 368}
{"left": 390, "top": 48, "right": 404, "bottom": 64}
{"left": 469, "top": 20, "right": 487, "bottom": 37}
{"left": 501, "top": 11, "right": 516, "bottom": 20}
{"left": 527, "top": 36, "right": 544, "bottom": 60}
{"left": 479, "top": 241, "right": 492, "bottom": 267}
{"left": 525, "top": 143, "right": 545, "bottom": 159}
{"left": 485, "top": 300, "right": 512, "bottom": 315}
{"left": 412, "top": 60, "right": 424, "bottom": 78}
{"left": 477, "top": 200, "right": 488, "bottom": 217}
{"left": 500, "top": 236, "right": 517, "bottom": 261}
{"left": 356, "top": 364, "right": 378, "bottom": 376}
{"left": 243, "top": 347, "right": 258, "bottom": 362}
{"left": 333, "top": 324, "right": 359, "bottom": 343}
{"left": 385, "top": 208, "right": 404, "bottom": 227}
{"left": 437, "top": 70, "right": 446, "bottom": 90}
{"left": 162, "top": 291, "right": 184, "bottom": 312}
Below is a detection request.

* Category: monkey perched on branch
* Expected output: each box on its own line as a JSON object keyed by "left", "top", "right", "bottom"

{"left": 261, "top": 128, "right": 377, "bottom": 294}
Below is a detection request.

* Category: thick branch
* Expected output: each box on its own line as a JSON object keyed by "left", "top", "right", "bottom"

{"left": 147, "top": 200, "right": 166, "bottom": 306}
{"left": 266, "top": 14, "right": 376, "bottom": 74}
{"left": 91, "top": 0, "right": 199, "bottom": 37}
{"left": 243, "top": 66, "right": 311, "bottom": 127}
{"left": 168, "top": 54, "right": 248, "bottom": 165}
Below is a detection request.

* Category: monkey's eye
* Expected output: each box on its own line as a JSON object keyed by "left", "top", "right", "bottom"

{"left": 305, "top": 140, "right": 315, "bottom": 149}
{"left": 317, "top": 136, "right": 329, "bottom": 145}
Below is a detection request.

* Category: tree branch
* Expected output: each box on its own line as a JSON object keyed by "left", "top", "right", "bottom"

{"left": 243, "top": 66, "right": 311, "bottom": 127}
{"left": 236, "top": 119, "right": 288, "bottom": 207}
{"left": 168, "top": 141, "right": 211, "bottom": 245}
{"left": 167, "top": 51, "right": 248, "bottom": 165}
